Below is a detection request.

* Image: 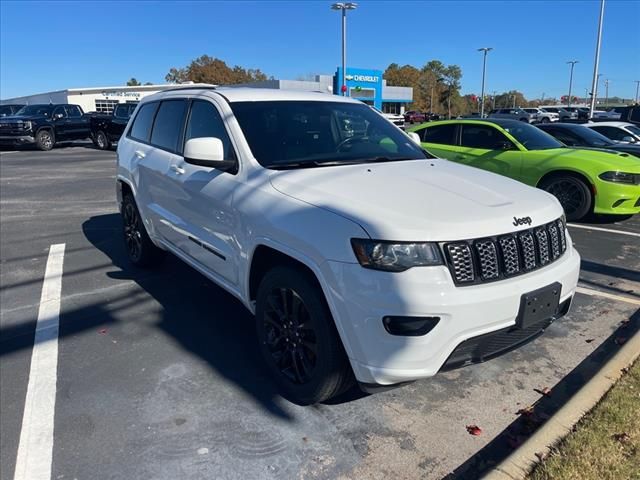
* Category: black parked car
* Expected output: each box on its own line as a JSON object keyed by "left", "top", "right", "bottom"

{"left": 0, "top": 104, "right": 91, "bottom": 150}
{"left": 538, "top": 122, "right": 640, "bottom": 158}
{"left": 0, "top": 104, "right": 25, "bottom": 117}
{"left": 90, "top": 102, "right": 138, "bottom": 150}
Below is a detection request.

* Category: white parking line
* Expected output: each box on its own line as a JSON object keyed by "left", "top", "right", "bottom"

{"left": 13, "top": 244, "right": 65, "bottom": 480}
{"left": 568, "top": 223, "right": 640, "bottom": 238}
{"left": 576, "top": 286, "right": 640, "bottom": 306}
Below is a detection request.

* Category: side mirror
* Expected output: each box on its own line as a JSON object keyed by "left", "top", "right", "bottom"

{"left": 497, "top": 141, "right": 514, "bottom": 150}
{"left": 621, "top": 136, "right": 635, "bottom": 143}
{"left": 184, "top": 137, "right": 236, "bottom": 172}
{"left": 54, "top": 113, "right": 64, "bottom": 120}
{"left": 407, "top": 131, "right": 421, "bottom": 145}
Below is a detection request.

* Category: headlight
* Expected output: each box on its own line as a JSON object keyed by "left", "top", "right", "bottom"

{"left": 351, "top": 239, "right": 443, "bottom": 272}
{"left": 598, "top": 171, "right": 640, "bottom": 185}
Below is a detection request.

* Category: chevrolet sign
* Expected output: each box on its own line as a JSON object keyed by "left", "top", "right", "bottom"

{"left": 345, "top": 74, "right": 379, "bottom": 83}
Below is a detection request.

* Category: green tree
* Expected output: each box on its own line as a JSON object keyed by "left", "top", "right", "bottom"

{"left": 126, "top": 77, "right": 141, "bottom": 86}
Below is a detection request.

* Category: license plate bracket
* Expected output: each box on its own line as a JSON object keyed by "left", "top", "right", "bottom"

{"left": 517, "top": 282, "right": 562, "bottom": 329}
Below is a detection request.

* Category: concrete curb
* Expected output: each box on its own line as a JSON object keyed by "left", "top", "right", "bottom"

{"left": 483, "top": 328, "right": 640, "bottom": 480}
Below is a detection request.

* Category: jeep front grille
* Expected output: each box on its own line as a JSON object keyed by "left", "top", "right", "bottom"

{"left": 444, "top": 218, "right": 568, "bottom": 286}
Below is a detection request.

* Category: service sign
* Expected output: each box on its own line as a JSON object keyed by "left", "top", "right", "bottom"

{"left": 101, "top": 90, "right": 141, "bottom": 99}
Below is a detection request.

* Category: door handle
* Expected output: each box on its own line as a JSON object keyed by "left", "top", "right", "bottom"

{"left": 134, "top": 150, "right": 146, "bottom": 159}
{"left": 170, "top": 164, "right": 185, "bottom": 175}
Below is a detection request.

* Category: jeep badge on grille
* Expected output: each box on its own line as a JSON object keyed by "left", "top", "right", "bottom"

{"left": 512, "top": 216, "right": 532, "bottom": 227}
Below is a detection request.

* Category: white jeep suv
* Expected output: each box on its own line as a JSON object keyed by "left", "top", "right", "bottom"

{"left": 116, "top": 86, "right": 580, "bottom": 404}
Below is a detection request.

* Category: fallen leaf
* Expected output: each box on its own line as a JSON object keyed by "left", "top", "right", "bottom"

{"left": 517, "top": 406, "right": 534, "bottom": 416}
{"left": 621, "top": 366, "right": 630, "bottom": 374}
{"left": 466, "top": 425, "right": 482, "bottom": 436}
{"left": 615, "top": 337, "right": 627, "bottom": 346}
{"left": 98, "top": 328, "right": 108, "bottom": 334}
{"left": 620, "top": 320, "right": 630, "bottom": 329}
{"left": 302, "top": 437, "right": 308, "bottom": 442}
{"left": 612, "top": 432, "right": 630, "bottom": 444}
{"left": 585, "top": 338, "right": 595, "bottom": 343}
{"left": 599, "top": 309, "right": 610, "bottom": 315}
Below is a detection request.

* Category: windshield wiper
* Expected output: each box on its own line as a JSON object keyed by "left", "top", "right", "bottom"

{"left": 359, "top": 156, "right": 417, "bottom": 163}
{"left": 269, "top": 156, "right": 419, "bottom": 170}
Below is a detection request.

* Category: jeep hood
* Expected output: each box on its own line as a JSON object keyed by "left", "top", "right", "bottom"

{"left": 270, "top": 159, "right": 562, "bottom": 241}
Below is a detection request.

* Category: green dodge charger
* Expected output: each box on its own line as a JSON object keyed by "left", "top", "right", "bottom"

{"left": 408, "top": 119, "right": 640, "bottom": 220}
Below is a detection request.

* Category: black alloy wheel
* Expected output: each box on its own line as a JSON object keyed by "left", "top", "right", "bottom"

{"left": 541, "top": 175, "right": 592, "bottom": 221}
{"left": 95, "top": 131, "right": 110, "bottom": 150}
{"left": 262, "top": 287, "right": 317, "bottom": 385}
{"left": 121, "top": 193, "right": 164, "bottom": 267}
{"left": 255, "top": 266, "right": 353, "bottom": 404}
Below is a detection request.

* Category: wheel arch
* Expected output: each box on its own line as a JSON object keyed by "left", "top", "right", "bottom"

{"left": 536, "top": 169, "right": 595, "bottom": 192}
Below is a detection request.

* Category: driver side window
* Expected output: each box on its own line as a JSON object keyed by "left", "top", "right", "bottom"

{"left": 53, "top": 106, "right": 67, "bottom": 118}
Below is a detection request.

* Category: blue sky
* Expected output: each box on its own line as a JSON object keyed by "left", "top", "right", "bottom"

{"left": 1, "top": 0, "right": 639, "bottom": 100}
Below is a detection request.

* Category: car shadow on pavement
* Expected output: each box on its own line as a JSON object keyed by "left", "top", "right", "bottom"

{"left": 445, "top": 308, "right": 639, "bottom": 479}
{"left": 80, "top": 213, "right": 294, "bottom": 420}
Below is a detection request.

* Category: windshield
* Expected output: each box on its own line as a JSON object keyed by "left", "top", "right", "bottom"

{"left": 15, "top": 105, "right": 52, "bottom": 116}
{"left": 502, "top": 122, "right": 564, "bottom": 150}
{"left": 230, "top": 101, "right": 427, "bottom": 168}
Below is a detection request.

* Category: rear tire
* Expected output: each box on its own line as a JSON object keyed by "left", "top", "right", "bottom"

{"left": 540, "top": 174, "right": 592, "bottom": 221}
{"left": 94, "top": 130, "right": 110, "bottom": 150}
{"left": 35, "top": 129, "right": 54, "bottom": 151}
{"left": 255, "top": 266, "right": 354, "bottom": 405}
{"left": 121, "top": 193, "right": 165, "bottom": 267}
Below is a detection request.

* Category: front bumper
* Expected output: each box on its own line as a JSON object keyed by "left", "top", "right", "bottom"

{"left": 594, "top": 180, "right": 640, "bottom": 215}
{"left": 322, "top": 241, "right": 580, "bottom": 385}
{"left": 0, "top": 135, "right": 35, "bottom": 145}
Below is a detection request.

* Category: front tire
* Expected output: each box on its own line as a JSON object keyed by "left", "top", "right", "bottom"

{"left": 35, "top": 129, "right": 54, "bottom": 151}
{"left": 540, "top": 117, "right": 550, "bottom": 124}
{"left": 540, "top": 174, "right": 592, "bottom": 221}
{"left": 121, "top": 193, "right": 165, "bottom": 267}
{"left": 255, "top": 266, "right": 353, "bottom": 404}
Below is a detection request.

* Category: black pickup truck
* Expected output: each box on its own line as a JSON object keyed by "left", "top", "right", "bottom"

{"left": 90, "top": 102, "right": 138, "bottom": 150}
{"left": 0, "top": 104, "right": 91, "bottom": 150}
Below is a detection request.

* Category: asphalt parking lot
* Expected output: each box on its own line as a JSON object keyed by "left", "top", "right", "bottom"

{"left": 1, "top": 144, "right": 638, "bottom": 480}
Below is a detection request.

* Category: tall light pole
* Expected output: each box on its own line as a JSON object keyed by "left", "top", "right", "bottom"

{"left": 477, "top": 47, "right": 492, "bottom": 117}
{"left": 634, "top": 80, "right": 639, "bottom": 104}
{"left": 604, "top": 78, "right": 610, "bottom": 107}
{"left": 331, "top": 2, "right": 358, "bottom": 97}
{"left": 589, "top": 0, "right": 605, "bottom": 117}
{"left": 566, "top": 60, "right": 578, "bottom": 107}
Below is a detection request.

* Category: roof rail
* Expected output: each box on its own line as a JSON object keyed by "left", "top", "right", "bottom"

{"left": 161, "top": 84, "right": 218, "bottom": 93}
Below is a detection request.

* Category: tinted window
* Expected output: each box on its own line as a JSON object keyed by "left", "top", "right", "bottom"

{"left": 184, "top": 100, "right": 234, "bottom": 160}
{"left": 230, "top": 101, "right": 427, "bottom": 168}
{"left": 501, "top": 122, "right": 563, "bottom": 150}
{"left": 65, "top": 105, "right": 82, "bottom": 118}
{"left": 15, "top": 105, "right": 53, "bottom": 117}
{"left": 114, "top": 104, "right": 129, "bottom": 119}
{"left": 461, "top": 124, "right": 512, "bottom": 149}
{"left": 0, "top": 106, "right": 12, "bottom": 116}
{"left": 630, "top": 108, "right": 640, "bottom": 122}
{"left": 150, "top": 100, "right": 188, "bottom": 152}
{"left": 544, "top": 108, "right": 558, "bottom": 113}
{"left": 420, "top": 124, "right": 457, "bottom": 144}
{"left": 591, "top": 126, "right": 627, "bottom": 141}
{"left": 542, "top": 127, "right": 581, "bottom": 146}
{"left": 129, "top": 102, "right": 158, "bottom": 142}
{"left": 53, "top": 106, "right": 67, "bottom": 118}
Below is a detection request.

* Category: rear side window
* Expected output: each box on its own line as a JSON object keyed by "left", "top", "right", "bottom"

{"left": 591, "top": 126, "right": 626, "bottom": 141}
{"left": 114, "top": 104, "right": 129, "bottom": 119}
{"left": 184, "top": 100, "right": 234, "bottom": 160}
{"left": 460, "top": 125, "right": 512, "bottom": 149}
{"left": 419, "top": 124, "right": 457, "bottom": 145}
{"left": 150, "top": 100, "right": 188, "bottom": 152}
{"left": 130, "top": 102, "right": 158, "bottom": 142}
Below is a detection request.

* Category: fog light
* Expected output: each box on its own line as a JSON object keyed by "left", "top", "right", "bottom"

{"left": 382, "top": 316, "right": 440, "bottom": 336}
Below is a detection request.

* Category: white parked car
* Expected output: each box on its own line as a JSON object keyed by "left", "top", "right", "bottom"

{"left": 370, "top": 106, "right": 405, "bottom": 127}
{"left": 116, "top": 86, "right": 580, "bottom": 404}
{"left": 523, "top": 108, "right": 560, "bottom": 123}
{"left": 591, "top": 108, "right": 623, "bottom": 120}
{"left": 585, "top": 121, "right": 640, "bottom": 144}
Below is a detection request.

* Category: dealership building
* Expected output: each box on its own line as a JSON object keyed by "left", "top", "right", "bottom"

{"left": 1, "top": 67, "right": 413, "bottom": 115}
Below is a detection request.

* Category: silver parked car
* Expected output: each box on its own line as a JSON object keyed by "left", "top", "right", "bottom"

{"left": 487, "top": 108, "right": 536, "bottom": 123}
{"left": 538, "top": 106, "right": 578, "bottom": 121}
{"left": 523, "top": 108, "right": 559, "bottom": 123}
